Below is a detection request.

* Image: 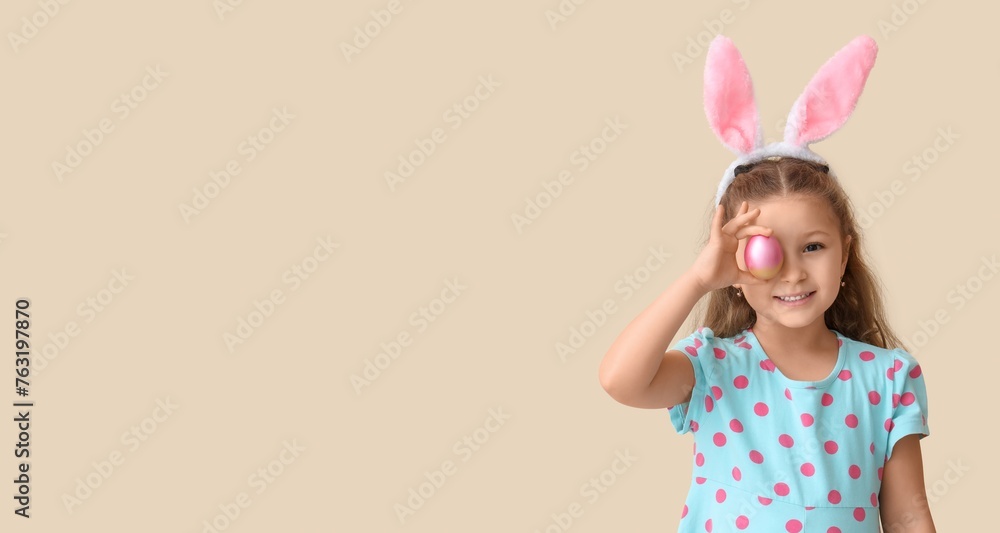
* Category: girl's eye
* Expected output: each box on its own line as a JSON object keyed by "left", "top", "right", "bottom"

{"left": 804, "top": 243, "right": 824, "bottom": 252}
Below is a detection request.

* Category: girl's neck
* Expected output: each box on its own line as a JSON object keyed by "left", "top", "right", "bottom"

{"left": 750, "top": 320, "right": 836, "bottom": 356}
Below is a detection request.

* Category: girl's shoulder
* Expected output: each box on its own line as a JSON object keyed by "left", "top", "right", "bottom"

{"left": 836, "top": 332, "right": 917, "bottom": 366}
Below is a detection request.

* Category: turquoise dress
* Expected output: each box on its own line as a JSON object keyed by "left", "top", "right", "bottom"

{"left": 667, "top": 326, "right": 930, "bottom": 532}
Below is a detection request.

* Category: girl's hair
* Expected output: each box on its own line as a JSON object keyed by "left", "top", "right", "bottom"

{"left": 693, "top": 157, "right": 908, "bottom": 352}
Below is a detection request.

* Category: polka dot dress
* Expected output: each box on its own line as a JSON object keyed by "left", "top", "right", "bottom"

{"left": 667, "top": 326, "right": 930, "bottom": 532}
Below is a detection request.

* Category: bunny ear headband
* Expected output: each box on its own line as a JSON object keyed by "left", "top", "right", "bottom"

{"left": 706, "top": 34, "right": 879, "bottom": 207}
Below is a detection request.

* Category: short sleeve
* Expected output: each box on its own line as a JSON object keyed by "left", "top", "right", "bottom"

{"left": 667, "top": 327, "right": 721, "bottom": 435}
{"left": 885, "top": 348, "right": 930, "bottom": 460}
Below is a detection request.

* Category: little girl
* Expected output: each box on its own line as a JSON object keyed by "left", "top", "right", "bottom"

{"left": 599, "top": 36, "right": 935, "bottom": 532}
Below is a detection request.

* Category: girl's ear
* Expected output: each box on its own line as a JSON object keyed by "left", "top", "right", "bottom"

{"left": 704, "top": 35, "right": 763, "bottom": 155}
{"left": 842, "top": 234, "right": 853, "bottom": 267}
{"left": 783, "top": 35, "right": 878, "bottom": 147}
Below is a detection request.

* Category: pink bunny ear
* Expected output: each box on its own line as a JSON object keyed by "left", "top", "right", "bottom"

{"left": 784, "top": 35, "right": 878, "bottom": 147}
{"left": 704, "top": 35, "right": 761, "bottom": 155}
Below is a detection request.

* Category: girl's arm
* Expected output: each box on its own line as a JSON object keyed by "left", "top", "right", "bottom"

{"left": 598, "top": 201, "right": 772, "bottom": 409}
{"left": 879, "top": 434, "right": 936, "bottom": 532}
{"left": 597, "top": 270, "right": 709, "bottom": 409}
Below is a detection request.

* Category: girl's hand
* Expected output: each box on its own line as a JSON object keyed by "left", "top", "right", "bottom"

{"left": 689, "top": 200, "right": 774, "bottom": 293}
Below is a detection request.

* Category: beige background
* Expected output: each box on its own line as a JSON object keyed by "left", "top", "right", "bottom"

{"left": 0, "top": 0, "right": 994, "bottom": 531}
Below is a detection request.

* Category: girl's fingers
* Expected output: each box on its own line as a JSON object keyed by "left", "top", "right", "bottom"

{"left": 734, "top": 225, "right": 773, "bottom": 240}
{"left": 722, "top": 208, "right": 759, "bottom": 235}
{"left": 710, "top": 204, "right": 724, "bottom": 240}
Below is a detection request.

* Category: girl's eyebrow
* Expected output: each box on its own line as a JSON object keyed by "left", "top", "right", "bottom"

{"left": 803, "top": 230, "right": 832, "bottom": 237}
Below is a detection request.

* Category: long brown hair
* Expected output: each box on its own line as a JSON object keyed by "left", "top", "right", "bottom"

{"left": 692, "top": 157, "right": 907, "bottom": 351}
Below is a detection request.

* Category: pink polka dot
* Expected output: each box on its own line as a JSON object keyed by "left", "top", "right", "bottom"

{"left": 749, "top": 450, "right": 764, "bottom": 464}
{"left": 730, "top": 418, "right": 744, "bottom": 432}
{"left": 884, "top": 418, "right": 894, "bottom": 432}
{"left": 732, "top": 466, "right": 742, "bottom": 481}
{"left": 774, "top": 482, "right": 789, "bottom": 496}
{"left": 706, "top": 518, "right": 713, "bottom": 532}
{"left": 868, "top": 391, "right": 881, "bottom": 405}
{"left": 734, "top": 375, "right": 749, "bottom": 389}
{"left": 757, "top": 495, "right": 771, "bottom": 505}
{"left": 760, "top": 359, "right": 776, "bottom": 372}
{"left": 828, "top": 528, "right": 842, "bottom": 533}
{"left": 838, "top": 369, "right": 852, "bottom": 381}
{"left": 894, "top": 359, "right": 904, "bottom": 371}
{"left": 801, "top": 413, "right": 814, "bottom": 427}
{"left": 821, "top": 393, "right": 834, "bottom": 406}
{"left": 909, "top": 365, "right": 922, "bottom": 378}
{"left": 754, "top": 402, "right": 769, "bottom": 416}
{"left": 853, "top": 508, "right": 866, "bottom": 521}
{"left": 784, "top": 387, "right": 792, "bottom": 400}
{"left": 714, "top": 347, "right": 727, "bottom": 359}
{"left": 712, "top": 386, "right": 723, "bottom": 400}
{"left": 886, "top": 367, "right": 895, "bottom": 380}
{"left": 696, "top": 476, "right": 707, "bottom": 484}
{"left": 713, "top": 432, "right": 727, "bottom": 446}
{"left": 716, "top": 488, "right": 726, "bottom": 503}
{"left": 892, "top": 393, "right": 900, "bottom": 408}
{"left": 800, "top": 462, "right": 815, "bottom": 476}
{"left": 824, "top": 440, "right": 839, "bottom": 454}
{"left": 845, "top": 414, "right": 858, "bottom": 428}
{"left": 736, "top": 515, "right": 750, "bottom": 529}
{"left": 901, "top": 392, "right": 915, "bottom": 406}
{"left": 681, "top": 504, "right": 688, "bottom": 518}
{"left": 859, "top": 350, "right": 875, "bottom": 361}
{"left": 705, "top": 395, "right": 714, "bottom": 413}
{"left": 779, "top": 434, "right": 794, "bottom": 448}
{"left": 685, "top": 346, "right": 699, "bottom": 357}
{"left": 849, "top": 464, "right": 861, "bottom": 479}
{"left": 870, "top": 442, "right": 875, "bottom": 455}
{"left": 828, "top": 490, "right": 842, "bottom": 504}
{"left": 786, "top": 519, "right": 802, "bottom": 532}
{"left": 691, "top": 420, "right": 700, "bottom": 433}
{"left": 871, "top": 492, "right": 879, "bottom": 507}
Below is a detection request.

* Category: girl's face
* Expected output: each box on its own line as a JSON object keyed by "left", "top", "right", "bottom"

{"left": 734, "top": 194, "right": 851, "bottom": 330}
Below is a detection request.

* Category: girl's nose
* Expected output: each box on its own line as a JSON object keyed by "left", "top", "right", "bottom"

{"left": 780, "top": 253, "right": 806, "bottom": 282}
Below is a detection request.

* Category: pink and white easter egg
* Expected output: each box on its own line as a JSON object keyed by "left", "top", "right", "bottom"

{"left": 744, "top": 235, "right": 783, "bottom": 280}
